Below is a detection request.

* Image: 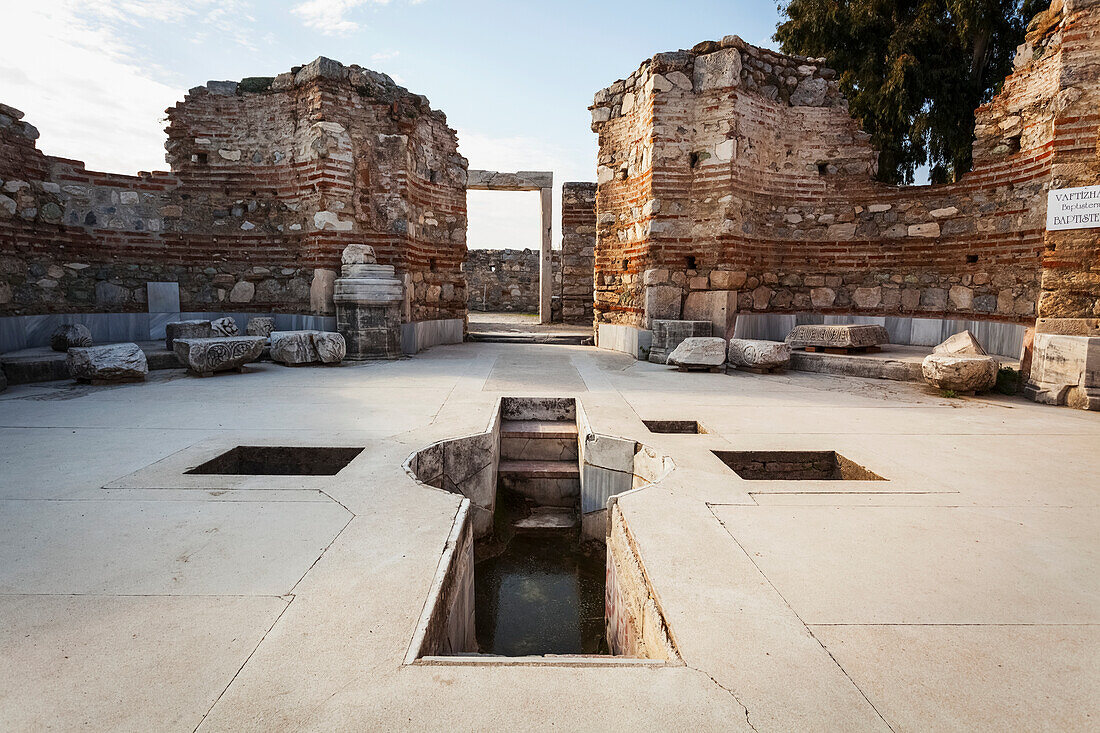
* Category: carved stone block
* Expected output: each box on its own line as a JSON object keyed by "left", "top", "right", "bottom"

{"left": 246, "top": 317, "right": 276, "bottom": 337}
{"left": 785, "top": 324, "right": 889, "bottom": 350}
{"left": 172, "top": 336, "right": 265, "bottom": 376}
{"left": 727, "top": 338, "right": 791, "bottom": 369}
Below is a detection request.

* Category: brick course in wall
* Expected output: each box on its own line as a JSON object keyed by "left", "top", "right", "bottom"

{"left": 0, "top": 57, "right": 468, "bottom": 323}
{"left": 589, "top": 1, "right": 1099, "bottom": 335}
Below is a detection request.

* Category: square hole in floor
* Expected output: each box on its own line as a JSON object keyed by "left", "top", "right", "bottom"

{"left": 643, "top": 420, "right": 706, "bottom": 434}
{"left": 712, "top": 450, "right": 886, "bottom": 481}
{"left": 185, "top": 446, "right": 364, "bottom": 476}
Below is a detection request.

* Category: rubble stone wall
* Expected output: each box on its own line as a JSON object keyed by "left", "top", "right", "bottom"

{"left": 0, "top": 57, "right": 468, "bottom": 324}
{"left": 590, "top": 0, "right": 1097, "bottom": 334}
{"left": 464, "top": 248, "right": 542, "bottom": 312}
{"left": 561, "top": 182, "right": 596, "bottom": 325}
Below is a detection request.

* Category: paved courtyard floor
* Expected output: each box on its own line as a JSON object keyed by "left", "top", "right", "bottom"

{"left": 0, "top": 342, "right": 1096, "bottom": 731}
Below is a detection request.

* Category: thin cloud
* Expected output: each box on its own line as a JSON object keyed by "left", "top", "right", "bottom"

{"left": 291, "top": 0, "right": 381, "bottom": 36}
{"left": 291, "top": 0, "right": 428, "bottom": 36}
{"left": 0, "top": 0, "right": 264, "bottom": 173}
{"left": 0, "top": 2, "right": 183, "bottom": 174}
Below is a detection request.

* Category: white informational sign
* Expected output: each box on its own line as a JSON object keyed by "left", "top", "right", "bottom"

{"left": 1046, "top": 185, "right": 1100, "bottom": 230}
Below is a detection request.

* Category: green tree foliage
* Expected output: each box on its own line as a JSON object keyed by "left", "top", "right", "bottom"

{"left": 775, "top": 0, "right": 1046, "bottom": 184}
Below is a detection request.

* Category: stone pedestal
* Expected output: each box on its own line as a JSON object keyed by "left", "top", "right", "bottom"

{"left": 333, "top": 244, "right": 404, "bottom": 360}
{"left": 1024, "top": 332, "right": 1100, "bottom": 411}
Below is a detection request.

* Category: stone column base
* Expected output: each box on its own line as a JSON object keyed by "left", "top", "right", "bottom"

{"left": 1023, "top": 332, "right": 1099, "bottom": 411}
{"left": 336, "top": 301, "right": 403, "bottom": 360}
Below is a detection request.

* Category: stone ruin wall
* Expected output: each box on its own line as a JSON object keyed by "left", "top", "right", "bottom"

{"left": 464, "top": 248, "right": 542, "bottom": 312}
{"left": 0, "top": 57, "right": 468, "bottom": 325}
{"left": 590, "top": 0, "right": 1099, "bottom": 336}
{"left": 560, "top": 182, "right": 597, "bottom": 325}
{"left": 1032, "top": 0, "right": 1100, "bottom": 335}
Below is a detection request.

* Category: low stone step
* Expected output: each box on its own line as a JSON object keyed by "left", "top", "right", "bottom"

{"left": 498, "top": 460, "right": 580, "bottom": 478}
{"left": 500, "top": 420, "right": 579, "bottom": 462}
{"left": 513, "top": 507, "right": 579, "bottom": 532}
{"left": 467, "top": 333, "right": 589, "bottom": 345}
{"left": 500, "top": 419, "right": 578, "bottom": 440}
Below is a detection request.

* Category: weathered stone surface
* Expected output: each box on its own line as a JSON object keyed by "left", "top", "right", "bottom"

{"left": 667, "top": 337, "right": 727, "bottom": 369}
{"left": 165, "top": 320, "right": 213, "bottom": 350}
{"left": 336, "top": 301, "right": 403, "bottom": 359}
{"left": 229, "top": 281, "right": 255, "bottom": 303}
{"left": 313, "top": 331, "right": 346, "bottom": 363}
{"left": 790, "top": 76, "right": 827, "bottom": 106}
{"left": 727, "top": 339, "right": 791, "bottom": 369}
{"left": 66, "top": 343, "right": 148, "bottom": 383}
{"left": 921, "top": 354, "right": 998, "bottom": 392}
{"left": 852, "top": 287, "right": 882, "bottom": 309}
{"left": 644, "top": 285, "right": 682, "bottom": 327}
{"left": 94, "top": 281, "right": 129, "bottom": 305}
{"left": 693, "top": 47, "right": 742, "bottom": 91}
{"left": 587, "top": 23, "right": 1092, "bottom": 333}
{"left": 269, "top": 330, "right": 346, "bottom": 365}
{"left": 341, "top": 244, "right": 376, "bottom": 267}
{"left": 683, "top": 289, "right": 737, "bottom": 339}
{"left": 467, "top": 170, "right": 553, "bottom": 190}
{"left": 50, "top": 323, "right": 92, "bottom": 352}
{"left": 246, "top": 317, "right": 275, "bottom": 338}
{"left": 786, "top": 324, "right": 889, "bottom": 350}
{"left": 172, "top": 336, "right": 265, "bottom": 376}
{"left": 310, "top": 269, "right": 337, "bottom": 314}
{"left": 649, "top": 320, "right": 711, "bottom": 364}
{"left": 270, "top": 331, "right": 319, "bottom": 365}
{"left": 934, "top": 330, "right": 988, "bottom": 356}
{"left": 1024, "top": 333, "right": 1100, "bottom": 410}
{"left": 559, "top": 182, "right": 597, "bottom": 324}
{"left": 210, "top": 317, "right": 239, "bottom": 337}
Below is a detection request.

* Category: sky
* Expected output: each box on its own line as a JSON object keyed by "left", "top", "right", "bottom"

{"left": 0, "top": 0, "right": 782, "bottom": 250}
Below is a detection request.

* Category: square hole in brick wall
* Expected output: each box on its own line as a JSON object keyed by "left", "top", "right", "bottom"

{"left": 185, "top": 446, "right": 364, "bottom": 476}
{"left": 643, "top": 420, "right": 706, "bottom": 434}
{"left": 712, "top": 450, "right": 886, "bottom": 481}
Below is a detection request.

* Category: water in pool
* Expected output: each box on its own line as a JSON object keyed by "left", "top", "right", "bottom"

{"left": 474, "top": 530, "right": 607, "bottom": 656}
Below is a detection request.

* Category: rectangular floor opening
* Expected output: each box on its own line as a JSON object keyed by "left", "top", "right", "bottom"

{"left": 712, "top": 450, "right": 886, "bottom": 481}
{"left": 643, "top": 420, "right": 705, "bottom": 434}
{"left": 475, "top": 494, "right": 607, "bottom": 656}
{"left": 409, "top": 396, "right": 679, "bottom": 664}
{"left": 185, "top": 446, "right": 364, "bottom": 476}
